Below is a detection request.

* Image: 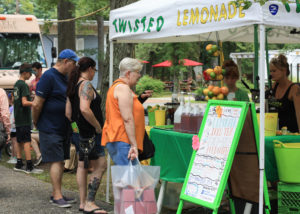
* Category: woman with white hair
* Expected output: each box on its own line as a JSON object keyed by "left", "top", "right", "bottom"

{"left": 101, "top": 57, "right": 146, "bottom": 165}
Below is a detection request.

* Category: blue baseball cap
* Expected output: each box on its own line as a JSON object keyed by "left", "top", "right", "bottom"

{"left": 58, "top": 49, "right": 79, "bottom": 62}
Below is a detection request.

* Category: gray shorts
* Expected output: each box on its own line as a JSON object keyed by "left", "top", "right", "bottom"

{"left": 39, "top": 131, "right": 70, "bottom": 163}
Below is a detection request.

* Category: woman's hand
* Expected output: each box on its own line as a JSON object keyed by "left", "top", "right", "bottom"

{"left": 6, "top": 135, "right": 10, "bottom": 144}
{"left": 128, "top": 145, "right": 138, "bottom": 160}
{"left": 141, "top": 90, "right": 153, "bottom": 99}
{"left": 95, "top": 126, "right": 102, "bottom": 134}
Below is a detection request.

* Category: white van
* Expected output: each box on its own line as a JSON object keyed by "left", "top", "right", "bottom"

{"left": 0, "top": 14, "right": 48, "bottom": 89}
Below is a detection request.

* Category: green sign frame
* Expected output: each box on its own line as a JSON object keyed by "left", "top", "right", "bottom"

{"left": 177, "top": 100, "right": 270, "bottom": 214}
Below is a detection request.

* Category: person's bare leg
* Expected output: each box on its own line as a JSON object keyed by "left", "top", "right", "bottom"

{"left": 11, "top": 137, "right": 17, "bottom": 157}
{"left": 77, "top": 158, "right": 88, "bottom": 210}
{"left": 23, "top": 142, "right": 32, "bottom": 160}
{"left": 31, "top": 133, "right": 39, "bottom": 142}
{"left": 84, "top": 156, "right": 107, "bottom": 213}
{"left": 15, "top": 142, "right": 23, "bottom": 159}
{"left": 31, "top": 138, "right": 41, "bottom": 159}
{"left": 50, "top": 161, "right": 64, "bottom": 200}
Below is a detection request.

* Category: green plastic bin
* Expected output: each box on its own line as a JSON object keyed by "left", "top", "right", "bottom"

{"left": 274, "top": 140, "right": 300, "bottom": 183}
{"left": 148, "top": 111, "right": 156, "bottom": 126}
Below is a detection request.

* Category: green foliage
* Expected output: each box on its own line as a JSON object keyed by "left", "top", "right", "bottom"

{"left": 74, "top": 0, "right": 109, "bottom": 36}
{"left": 135, "top": 42, "right": 200, "bottom": 93}
{"left": 135, "top": 43, "right": 163, "bottom": 61}
{"left": 195, "top": 87, "right": 204, "bottom": 96}
{"left": 136, "top": 75, "right": 164, "bottom": 95}
{"left": 75, "top": 0, "right": 109, "bottom": 20}
{"left": 236, "top": 79, "right": 254, "bottom": 92}
{"left": 222, "top": 41, "right": 300, "bottom": 83}
{"left": 77, "top": 48, "right": 98, "bottom": 56}
{"left": 20, "top": 0, "right": 34, "bottom": 13}
{"left": 231, "top": 0, "right": 289, "bottom": 9}
{"left": 34, "top": 0, "right": 57, "bottom": 19}
{"left": 0, "top": 0, "right": 109, "bottom": 20}
{"left": 0, "top": 0, "right": 32, "bottom": 14}
{"left": 231, "top": 0, "right": 252, "bottom": 9}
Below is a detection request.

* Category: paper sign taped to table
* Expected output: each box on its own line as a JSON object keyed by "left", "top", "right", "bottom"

{"left": 125, "top": 205, "right": 135, "bottom": 214}
{"left": 185, "top": 106, "right": 241, "bottom": 203}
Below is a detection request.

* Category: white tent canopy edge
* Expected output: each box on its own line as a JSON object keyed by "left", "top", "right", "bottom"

{"left": 110, "top": 0, "right": 300, "bottom": 43}
{"left": 108, "top": 1, "right": 300, "bottom": 213}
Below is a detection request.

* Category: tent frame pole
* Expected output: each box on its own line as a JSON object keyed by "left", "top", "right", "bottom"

{"left": 265, "top": 28, "right": 272, "bottom": 89}
{"left": 254, "top": 24, "right": 259, "bottom": 90}
{"left": 106, "top": 40, "right": 114, "bottom": 203}
{"left": 258, "top": 24, "right": 266, "bottom": 214}
{"left": 109, "top": 41, "right": 114, "bottom": 87}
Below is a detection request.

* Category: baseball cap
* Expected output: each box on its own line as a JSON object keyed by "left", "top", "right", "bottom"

{"left": 20, "top": 63, "right": 36, "bottom": 75}
{"left": 58, "top": 49, "right": 79, "bottom": 62}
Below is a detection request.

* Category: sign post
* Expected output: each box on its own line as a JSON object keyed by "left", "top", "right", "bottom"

{"left": 177, "top": 100, "right": 270, "bottom": 214}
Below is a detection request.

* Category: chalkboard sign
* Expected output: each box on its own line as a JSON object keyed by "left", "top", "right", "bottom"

{"left": 177, "top": 100, "right": 248, "bottom": 213}
{"left": 185, "top": 105, "right": 242, "bottom": 202}
{"left": 177, "top": 100, "right": 270, "bottom": 214}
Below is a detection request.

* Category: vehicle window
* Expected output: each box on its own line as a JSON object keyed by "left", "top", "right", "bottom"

{"left": 0, "top": 33, "right": 46, "bottom": 69}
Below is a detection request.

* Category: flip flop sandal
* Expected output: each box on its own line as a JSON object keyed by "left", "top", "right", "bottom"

{"left": 83, "top": 208, "right": 108, "bottom": 214}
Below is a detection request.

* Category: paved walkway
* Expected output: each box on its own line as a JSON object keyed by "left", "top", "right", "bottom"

{"left": 0, "top": 165, "right": 113, "bottom": 214}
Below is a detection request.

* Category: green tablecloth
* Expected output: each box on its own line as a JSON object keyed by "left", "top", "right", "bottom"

{"left": 150, "top": 128, "right": 300, "bottom": 183}
{"left": 150, "top": 128, "right": 194, "bottom": 183}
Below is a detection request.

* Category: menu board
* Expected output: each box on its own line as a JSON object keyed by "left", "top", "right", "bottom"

{"left": 178, "top": 101, "right": 270, "bottom": 214}
{"left": 185, "top": 106, "right": 241, "bottom": 203}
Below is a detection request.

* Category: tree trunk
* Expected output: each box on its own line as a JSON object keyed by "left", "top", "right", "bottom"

{"left": 16, "top": 0, "right": 20, "bottom": 14}
{"left": 148, "top": 51, "right": 154, "bottom": 77}
{"left": 100, "top": 0, "right": 137, "bottom": 118}
{"left": 57, "top": 0, "right": 75, "bottom": 53}
{"left": 96, "top": 15, "right": 104, "bottom": 89}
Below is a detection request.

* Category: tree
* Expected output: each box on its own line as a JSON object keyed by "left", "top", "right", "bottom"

{"left": 57, "top": 0, "right": 76, "bottom": 52}
{"left": 96, "top": 15, "right": 105, "bottom": 89}
{"left": 0, "top": 0, "right": 34, "bottom": 14}
{"left": 135, "top": 42, "right": 200, "bottom": 91}
{"left": 99, "top": 0, "right": 138, "bottom": 117}
{"left": 34, "top": 0, "right": 57, "bottom": 19}
{"left": 75, "top": 0, "right": 109, "bottom": 89}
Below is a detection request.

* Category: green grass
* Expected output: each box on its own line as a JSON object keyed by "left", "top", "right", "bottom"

{"left": 190, "top": 100, "right": 208, "bottom": 104}
{"left": 152, "top": 91, "right": 172, "bottom": 98}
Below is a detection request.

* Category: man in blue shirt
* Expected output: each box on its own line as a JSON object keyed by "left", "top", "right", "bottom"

{"left": 32, "top": 49, "right": 79, "bottom": 208}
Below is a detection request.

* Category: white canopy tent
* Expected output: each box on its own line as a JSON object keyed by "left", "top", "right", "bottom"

{"left": 109, "top": 0, "right": 300, "bottom": 44}
{"left": 108, "top": 1, "right": 300, "bottom": 213}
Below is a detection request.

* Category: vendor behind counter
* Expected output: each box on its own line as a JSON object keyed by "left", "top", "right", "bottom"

{"left": 269, "top": 54, "right": 300, "bottom": 133}
{"left": 222, "top": 60, "right": 249, "bottom": 102}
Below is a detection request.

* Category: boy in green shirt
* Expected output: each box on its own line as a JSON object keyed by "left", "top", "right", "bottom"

{"left": 13, "top": 63, "right": 42, "bottom": 174}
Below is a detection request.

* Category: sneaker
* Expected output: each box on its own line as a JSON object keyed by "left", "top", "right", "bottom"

{"left": 50, "top": 196, "right": 76, "bottom": 204}
{"left": 7, "top": 157, "right": 17, "bottom": 164}
{"left": 25, "top": 167, "right": 44, "bottom": 174}
{"left": 13, "top": 165, "right": 26, "bottom": 173}
{"left": 51, "top": 198, "right": 72, "bottom": 208}
{"left": 34, "top": 156, "right": 42, "bottom": 166}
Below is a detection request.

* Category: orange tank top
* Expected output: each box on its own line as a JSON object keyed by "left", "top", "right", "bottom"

{"left": 101, "top": 79, "right": 145, "bottom": 151}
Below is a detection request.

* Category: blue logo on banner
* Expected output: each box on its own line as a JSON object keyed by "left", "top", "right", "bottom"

{"left": 269, "top": 4, "right": 279, "bottom": 15}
